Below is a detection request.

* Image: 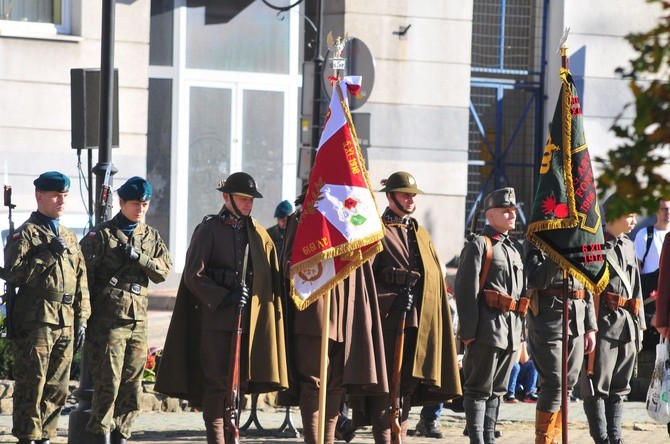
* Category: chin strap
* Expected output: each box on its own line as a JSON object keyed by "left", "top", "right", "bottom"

{"left": 228, "top": 194, "right": 250, "bottom": 220}
{"left": 390, "top": 192, "right": 415, "bottom": 215}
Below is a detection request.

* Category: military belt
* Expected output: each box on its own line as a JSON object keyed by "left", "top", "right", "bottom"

{"left": 601, "top": 291, "right": 640, "bottom": 317}
{"left": 20, "top": 287, "right": 74, "bottom": 305}
{"left": 538, "top": 289, "right": 585, "bottom": 300}
{"left": 108, "top": 278, "right": 145, "bottom": 296}
{"left": 482, "top": 289, "right": 530, "bottom": 317}
{"left": 381, "top": 267, "right": 421, "bottom": 287}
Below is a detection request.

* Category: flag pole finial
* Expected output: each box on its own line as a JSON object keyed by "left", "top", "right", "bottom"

{"left": 326, "top": 31, "right": 348, "bottom": 79}
{"left": 557, "top": 27, "right": 570, "bottom": 70}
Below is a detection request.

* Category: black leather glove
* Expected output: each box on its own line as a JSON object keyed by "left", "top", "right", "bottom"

{"left": 222, "top": 283, "right": 250, "bottom": 309}
{"left": 74, "top": 325, "right": 86, "bottom": 353}
{"left": 124, "top": 243, "right": 140, "bottom": 262}
{"left": 391, "top": 287, "right": 414, "bottom": 312}
{"left": 50, "top": 236, "right": 68, "bottom": 256}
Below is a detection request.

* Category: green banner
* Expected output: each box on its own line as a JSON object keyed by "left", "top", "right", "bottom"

{"left": 526, "top": 69, "right": 609, "bottom": 294}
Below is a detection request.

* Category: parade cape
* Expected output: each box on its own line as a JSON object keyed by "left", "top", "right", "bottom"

{"left": 526, "top": 68, "right": 609, "bottom": 294}
{"left": 289, "top": 76, "right": 384, "bottom": 310}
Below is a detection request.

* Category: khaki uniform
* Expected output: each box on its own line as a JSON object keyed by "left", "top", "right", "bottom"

{"left": 280, "top": 209, "right": 388, "bottom": 444}
{"left": 155, "top": 208, "right": 287, "bottom": 444}
{"left": 80, "top": 213, "right": 172, "bottom": 437}
{"left": 367, "top": 208, "right": 461, "bottom": 441}
{"left": 455, "top": 225, "right": 524, "bottom": 444}
{"left": 579, "top": 231, "right": 645, "bottom": 443}
{"left": 5, "top": 212, "right": 90, "bottom": 441}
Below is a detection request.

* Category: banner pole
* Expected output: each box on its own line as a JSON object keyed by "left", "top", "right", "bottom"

{"left": 317, "top": 290, "right": 332, "bottom": 444}
{"left": 561, "top": 268, "right": 569, "bottom": 444}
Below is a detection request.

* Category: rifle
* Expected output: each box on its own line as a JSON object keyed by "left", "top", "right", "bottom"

{"left": 390, "top": 227, "right": 420, "bottom": 444}
{"left": 2, "top": 180, "right": 16, "bottom": 339}
{"left": 225, "top": 244, "right": 249, "bottom": 444}
{"left": 98, "top": 162, "right": 113, "bottom": 224}
{"left": 390, "top": 283, "right": 408, "bottom": 444}
{"left": 468, "top": 201, "right": 481, "bottom": 241}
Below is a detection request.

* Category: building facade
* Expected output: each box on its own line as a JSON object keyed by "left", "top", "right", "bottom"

{"left": 0, "top": 0, "right": 661, "bottom": 281}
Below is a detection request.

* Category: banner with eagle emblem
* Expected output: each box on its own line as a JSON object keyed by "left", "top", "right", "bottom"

{"left": 526, "top": 68, "right": 609, "bottom": 294}
{"left": 290, "top": 76, "right": 384, "bottom": 310}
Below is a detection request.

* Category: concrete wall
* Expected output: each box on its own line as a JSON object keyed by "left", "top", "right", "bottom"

{"left": 0, "top": 1, "right": 150, "bottom": 230}
{"left": 339, "top": 0, "right": 473, "bottom": 264}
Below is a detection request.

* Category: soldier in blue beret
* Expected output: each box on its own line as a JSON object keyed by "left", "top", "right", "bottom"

{"left": 80, "top": 176, "right": 172, "bottom": 444}
{"left": 5, "top": 171, "right": 90, "bottom": 444}
{"left": 268, "top": 200, "right": 293, "bottom": 259}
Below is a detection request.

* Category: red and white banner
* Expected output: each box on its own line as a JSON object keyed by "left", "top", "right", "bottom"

{"left": 290, "top": 76, "right": 384, "bottom": 310}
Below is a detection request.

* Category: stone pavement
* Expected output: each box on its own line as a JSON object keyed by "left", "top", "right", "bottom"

{"left": 0, "top": 401, "right": 666, "bottom": 443}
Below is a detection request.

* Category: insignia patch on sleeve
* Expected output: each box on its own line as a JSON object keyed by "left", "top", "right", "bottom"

{"left": 87, "top": 231, "right": 97, "bottom": 237}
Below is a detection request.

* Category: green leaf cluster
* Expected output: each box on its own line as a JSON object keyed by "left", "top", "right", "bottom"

{"left": 595, "top": 0, "right": 670, "bottom": 217}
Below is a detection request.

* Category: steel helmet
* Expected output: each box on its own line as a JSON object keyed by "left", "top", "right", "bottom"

{"left": 379, "top": 171, "right": 424, "bottom": 194}
{"left": 216, "top": 172, "right": 263, "bottom": 198}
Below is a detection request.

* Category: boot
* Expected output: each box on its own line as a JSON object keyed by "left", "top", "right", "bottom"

{"left": 583, "top": 396, "right": 608, "bottom": 443}
{"left": 483, "top": 396, "right": 500, "bottom": 444}
{"left": 416, "top": 418, "right": 444, "bottom": 439}
{"left": 204, "top": 418, "right": 225, "bottom": 444}
{"left": 92, "top": 433, "right": 111, "bottom": 444}
{"left": 369, "top": 394, "right": 391, "bottom": 443}
{"left": 464, "top": 395, "right": 486, "bottom": 444}
{"left": 605, "top": 397, "right": 624, "bottom": 444}
{"left": 17, "top": 441, "right": 36, "bottom": 444}
{"left": 553, "top": 409, "right": 562, "bottom": 444}
{"left": 111, "top": 429, "right": 128, "bottom": 444}
{"left": 37, "top": 441, "right": 51, "bottom": 444}
{"left": 535, "top": 409, "right": 559, "bottom": 444}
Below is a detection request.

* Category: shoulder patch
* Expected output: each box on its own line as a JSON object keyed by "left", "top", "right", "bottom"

{"left": 201, "top": 214, "right": 218, "bottom": 224}
{"left": 11, "top": 232, "right": 20, "bottom": 240}
{"left": 87, "top": 231, "right": 97, "bottom": 237}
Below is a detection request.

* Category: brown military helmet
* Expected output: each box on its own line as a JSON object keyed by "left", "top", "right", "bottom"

{"left": 379, "top": 171, "right": 424, "bottom": 194}
{"left": 217, "top": 172, "right": 263, "bottom": 198}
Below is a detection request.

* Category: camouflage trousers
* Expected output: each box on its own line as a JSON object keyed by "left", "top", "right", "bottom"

{"left": 86, "top": 320, "right": 147, "bottom": 437}
{"left": 12, "top": 322, "right": 74, "bottom": 441}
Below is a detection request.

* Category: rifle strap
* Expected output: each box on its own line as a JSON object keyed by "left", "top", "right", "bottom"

{"left": 479, "top": 235, "right": 493, "bottom": 291}
{"left": 640, "top": 225, "right": 654, "bottom": 271}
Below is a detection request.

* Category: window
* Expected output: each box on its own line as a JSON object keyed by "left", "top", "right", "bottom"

{"left": 0, "top": 0, "right": 71, "bottom": 35}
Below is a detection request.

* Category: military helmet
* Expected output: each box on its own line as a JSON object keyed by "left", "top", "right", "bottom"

{"left": 379, "top": 171, "right": 424, "bottom": 194}
{"left": 216, "top": 172, "right": 263, "bottom": 198}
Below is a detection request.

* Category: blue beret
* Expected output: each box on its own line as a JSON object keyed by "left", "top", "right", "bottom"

{"left": 34, "top": 171, "right": 70, "bottom": 192}
{"left": 274, "top": 200, "right": 293, "bottom": 218}
{"left": 118, "top": 176, "right": 153, "bottom": 201}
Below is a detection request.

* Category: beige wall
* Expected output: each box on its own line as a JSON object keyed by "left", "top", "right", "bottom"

{"left": 0, "top": 1, "right": 150, "bottom": 228}
{"left": 342, "top": 0, "right": 473, "bottom": 265}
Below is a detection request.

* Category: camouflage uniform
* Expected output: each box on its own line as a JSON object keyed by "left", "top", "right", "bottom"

{"left": 80, "top": 213, "right": 172, "bottom": 438}
{"left": 5, "top": 212, "right": 90, "bottom": 442}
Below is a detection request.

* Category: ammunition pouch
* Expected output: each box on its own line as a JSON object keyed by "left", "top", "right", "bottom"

{"left": 207, "top": 268, "right": 238, "bottom": 289}
{"left": 381, "top": 267, "right": 421, "bottom": 287}
{"left": 482, "top": 289, "right": 529, "bottom": 317}
{"left": 601, "top": 291, "right": 640, "bottom": 317}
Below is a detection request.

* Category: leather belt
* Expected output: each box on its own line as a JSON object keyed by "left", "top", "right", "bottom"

{"left": 482, "top": 289, "right": 530, "bottom": 317}
{"left": 538, "top": 289, "right": 585, "bottom": 300}
{"left": 601, "top": 291, "right": 640, "bottom": 317}
{"left": 20, "top": 287, "right": 74, "bottom": 304}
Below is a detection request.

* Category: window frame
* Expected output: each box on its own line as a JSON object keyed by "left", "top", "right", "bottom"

{"left": 0, "top": 0, "right": 72, "bottom": 37}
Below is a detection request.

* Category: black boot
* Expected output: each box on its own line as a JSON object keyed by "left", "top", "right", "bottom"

{"left": 464, "top": 395, "right": 486, "bottom": 444}
{"left": 111, "top": 429, "right": 128, "bottom": 444}
{"left": 605, "top": 397, "right": 624, "bottom": 444}
{"left": 583, "top": 396, "right": 608, "bottom": 443}
{"left": 416, "top": 418, "right": 444, "bottom": 439}
{"left": 483, "top": 396, "right": 500, "bottom": 444}
{"left": 17, "top": 441, "right": 36, "bottom": 444}
{"left": 93, "top": 433, "right": 111, "bottom": 444}
{"left": 37, "top": 440, "right": 51, "bottom": 444}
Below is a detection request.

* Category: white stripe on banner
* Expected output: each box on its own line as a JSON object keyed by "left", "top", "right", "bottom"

{"left": 317, "top": 184, "right": 383, "bottom": 241}
{"left": 293, "top": 258, "right": 336, "bottom": 300}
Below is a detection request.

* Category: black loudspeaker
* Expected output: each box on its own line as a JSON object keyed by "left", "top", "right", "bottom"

{"left": 70, "top": 68, "right": 119, "bottom": 150}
